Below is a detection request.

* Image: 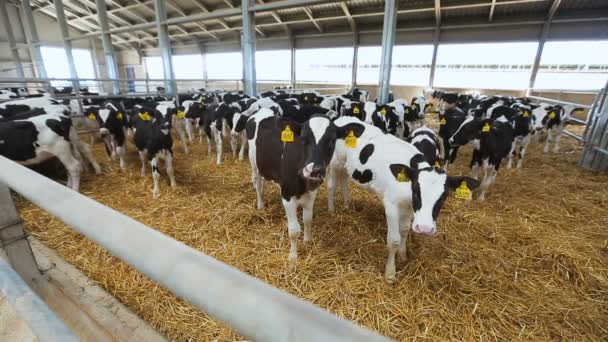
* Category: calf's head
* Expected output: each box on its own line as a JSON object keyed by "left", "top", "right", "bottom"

{"left": 389, "top": 164, "right": 480, "bottom": 235}
{"left": 286, "top": 115, "right": 337, "bottom": 180}
{"left": 449, "top": 116, "right": 493, "bottom": 146}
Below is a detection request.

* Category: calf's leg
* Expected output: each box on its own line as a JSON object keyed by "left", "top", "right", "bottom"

{"left": 517, "top": 136, "right": 531, "bottom": 169}
{"left": 383, "top": 201, "right": 401, "bottom": 284}
{"left": 326, "top": 167, "right": 337, "bottom": 213}
{"left": 54, "top": 142, "right": 83, "bottom": 192}
{"left": 238, "top": 134, "right": 247, "bottom": 161}
{"left": 553, "top": 126, "right": 563, "bottom": 153}
{"left": 214, "top": 129, "right": 223, "bottom": 165}
{"left": 151, "top": 157, "right": 161, "bottom": 198}
{"left": 165, "top": 151, "right": 177, "bottom": 188}
{"left": 176, "top": 121, "right": 190, "bottom": 155}
{"left": 139, "top": 150, "right": 147, "bottom": 176}
{"left": 282, "top": 196, "right": 301, "bottom": 271}
{"left": 398, "top": 205, "right": 412, "bottom": 262}
{"left": 544, "top": 128, "right": 553, "bottom": 153}
{"left": 340, "top": 169, "right": 351, "bottom": 209}
{"left": 302, "top": 191, "right": 317, "bottom": 243}
{"left": 116, "top": 143, "right": 127, "bottom": 170}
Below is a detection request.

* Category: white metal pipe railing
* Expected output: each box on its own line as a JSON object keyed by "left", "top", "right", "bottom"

{"left": 527, "top": 95, "right": 592, "bottom": 109}
{"left": 0, "top": 257, "right": 78, "bottom": 342}
{"left": 0, "top": 156, "right": 389, "bottom": 342}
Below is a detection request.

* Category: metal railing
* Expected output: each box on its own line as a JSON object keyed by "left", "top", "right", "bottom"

{"left": 0, "top": 256, "right": 78, "bottom": 342}
{"left": 0, "top": 156, "right": 389, "bottom": 342}
{"left": 579, "top": 82, "right": 608, "bottom": 171}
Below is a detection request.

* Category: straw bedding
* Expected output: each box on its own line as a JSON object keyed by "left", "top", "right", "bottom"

{"left": 14, "top": 118, "right": 608, "bottom": 341}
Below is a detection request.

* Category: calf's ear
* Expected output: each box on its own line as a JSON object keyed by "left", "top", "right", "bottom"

{"left": 446, "top": 176, "right": 480, "bottom": 191}
{"left": 388, "top": 163, "right": 418, "bottom": 182}
{"left": 276, "top": 117, "right": 302, "bottom": 135}
{"left": 336, "top": 122, "right": 366, "bottom": 139}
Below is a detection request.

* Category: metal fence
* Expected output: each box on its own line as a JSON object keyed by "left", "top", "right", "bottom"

{"left": 0, "top": 155, "right": 389, "bottom": 341}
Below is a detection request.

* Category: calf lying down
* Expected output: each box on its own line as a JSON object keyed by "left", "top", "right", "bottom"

{"left": 328, "top": 117, "right": 479, "bottom": 283}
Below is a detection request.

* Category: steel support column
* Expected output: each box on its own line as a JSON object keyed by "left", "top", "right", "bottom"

{"left": 429, "top": 27, "right": 440, "bottom": 87}
{"left": 54, "top": 0, "right": 81, "bottom": 100}
{"left": 19, "top": 0, "right": 47, "bottom": 79}
{"left": 241, "top": 0, "right": 257, "bottom": 96}
{"left": 95, "top": 0, "right": 121, "bottom": 94}
{"left": 0, "top": 1, "right": 24, "bottom": 79}
{"left": 198, "top": 43, "right": 209, "bottom": 83}
{"left": 378, "top": 0, "right": 397, "bottom": 104}
{"left": 153, "top": 0, "right": 178, "bottom": 100}
{"left": 529, "top": 0, "right": 562, "bottom": 90}
{"left": 289, "top": 34, "right": 296, "bottom": 89}
{"left": 351, "top": 30, "right": 359, "bottom": 88}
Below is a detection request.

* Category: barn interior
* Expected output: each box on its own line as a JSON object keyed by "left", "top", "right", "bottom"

{"left": 1, "top": 0, "right": 608, "bottom": 341}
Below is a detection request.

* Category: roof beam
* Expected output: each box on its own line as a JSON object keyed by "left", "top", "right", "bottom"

{"left": 488, "top": 0, "right": 497, "bottom": 22}
{"left": 340, "top": 2, "right": 356, "bottom": 33}
{"left": 165, "top": 0, "right": 220, "bottom": 41}
{"left": 303, "top": 7, "right": 323, "bottom": 33}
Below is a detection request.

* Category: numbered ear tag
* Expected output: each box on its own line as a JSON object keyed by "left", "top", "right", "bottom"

{"left": 281, "top": 125, "right": 294, "bottom": 143}
{"left": 548, "top": 111, "right": 556, "bottom": 119}
{"left": 116, "top": 112, "right": 123, "bottom": 120}
{"left": 88, "top": 113, "right": 96, "bottom": 121}
{"left": 439, "top": 117, "right": 447, "bottom": 125}
{"left": 345, "top": 130, "right": 357, "bottom": 148}
{"left": 482, "top": 122, "right": 491, "bottom": 133}
{"left": 353, "top": 107, "right": 360, "bottom": 114}
{"left": 139, "top": 112, "right": 151, "bottom": 121}
{"left": 397, "top": 169, "right": 409, "bottom": 182}
{"left": 176, "top": 110, "right": 186, "bottom": 119}
{"left": 454, "top": 181, "right": 472, "bottom": 200}
{"left": 523, "top": 111, "right": 530, "bottom": 118}
{"left": 379, "top": 108, "right": 387, "bottom": 116}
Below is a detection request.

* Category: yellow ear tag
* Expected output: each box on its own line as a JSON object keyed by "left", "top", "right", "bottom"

{"left": 345, "top": 130, "right": 357, "bottom": 148}
{"left": 434, "top": 161, "right": 441, "bottom": 168}
{"left": 482, "top": 122, "right": 491, "bottom": 133}
{"left": 380, "top": 108, "right": 387, "bottom": 116}
{"left": 397, "top": 169, "right": 409, "bottom": 182}
{"left": 548, "top": 111, "right": 556, "bottom": 119}
{"left": 304, "top": 96, "right": 308, "bottom": 101}
{"left": 353, "top": 107, "right": 360, "bottom": 114}
{"left": 116, "top": 112, "right": 123, "bottom": 120}
{"left": 176, "top": 110, "right": 185, "bottom": 119}
{"left": 281, "top": 125, "right": 294, "bottom": 143}
{"left": 405, "top": 108, "right": 410, "bottom": 114}
{"left": 523, "top": 111, "right": 530, "bottom": 118}
{"left": 439, "top": 117, "right": 447, "bottom": 125}
{"left": 454, "top": 181, "right": 472, "bottom": 200}
{"left": 87, "top": 113, "right": 96, "bottom": 120}
{"left": 139, "top": 112, "right": 151, "bottom": 121}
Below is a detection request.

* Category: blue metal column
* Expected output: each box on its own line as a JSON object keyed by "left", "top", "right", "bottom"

{"left": 377, "top": 0, "right": 397, "bottom": 104}
{"left": 153, "top": 0, "right": 178, "bottom": 100}
{"left": 241, "top": 0, "right": 257, "bottom": 96}
{"left": 95, "top": 0, "right": 121, "bottom": 94}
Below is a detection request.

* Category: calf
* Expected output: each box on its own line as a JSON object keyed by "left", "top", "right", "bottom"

{"left": 407, "top": 126, "right": 443, "bottom": 167}
{"left": 246, "top": 109, "right": 337, "bottom": 270}
{"left": 89, "top": 103, "right": 128, "bottom": 169}
{"left": 0, "top": 113, "right": 83, "bottom": 191}
{"left": 438, "top": 107, "right": 467, "bottom": 167}
{"left": 532, "top": 104, "right": 583, "bottom": 153}
{"left": 506, "top": 104, "right": 534, "bottom": 168}
{"left": 371, "top": 104, "right": 402, "bottom": 136}
{"left": 132, "top": 105, "right": 176, "bottom": 198}
{"left": 449, "top": 116, "right": 514, "bottom": 200}
{"left": 201, "top": 103, "right": 240, "bottom": 164}
{"left": 328, "top": 117, "right": 479, "bottom": 283}
{"left": 161, "top": 100, "right": 190, "bottom": 155}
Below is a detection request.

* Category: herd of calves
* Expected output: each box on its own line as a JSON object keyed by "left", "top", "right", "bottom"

{"left": 0, "top": 87, "right": 584, "bottom": 283}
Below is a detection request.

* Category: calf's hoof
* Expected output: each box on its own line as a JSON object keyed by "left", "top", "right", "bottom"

{"left": 398, "top": 249, "right": 407, "bottom": 262}
{"left": 152, "top": 190, "right": 160, "bottom": 199}
{"left": 384, "top": 274, "right": 397, "bottom": 285}
{"left": 288, "top": 255, "right": 298, "bottom": 272}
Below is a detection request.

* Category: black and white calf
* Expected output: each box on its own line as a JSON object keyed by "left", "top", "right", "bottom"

{"left": 328, "top": 117, "right": 479, "bottom": 283}
{"left": 246, "top": 109, "right": 337, "bottom": 271}
{"left": 0, "top": 113, "right": 82, "bottom": 191}
{"left": 407, "top": 126, "right": 443, "bottom": 167}
{"left": 201, "top": 102, "right": 240, "bottom": 164}
{"left": 449, "top": 116, "right": 514, "bottom": 200}
{"left": 371, "top": 104, "right": 402, "bottom": 136}
{"left": 532, "top": 104, "right": 584, "bottom": 153}
{"left": 132, "top": 105, "right": 176, "bottom": 198}
{"left": 89, "top": 103, "right": 128, "bottom": 169}
{"left": 438, "top": 107, "right": 467, "bottom": 167}
{"left": 506, "top": 104, "right": 534, "bottom": 168}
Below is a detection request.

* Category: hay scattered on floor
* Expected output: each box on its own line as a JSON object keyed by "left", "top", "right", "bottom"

{"left": 15, "top": 118, "right": 608, "bottom": 341}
